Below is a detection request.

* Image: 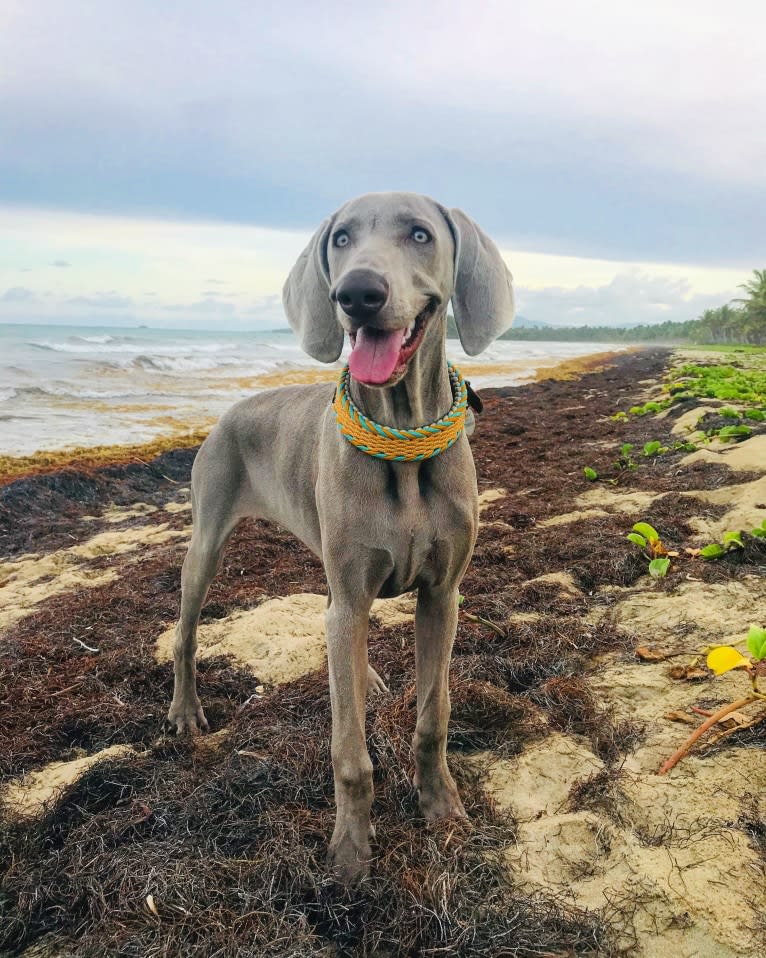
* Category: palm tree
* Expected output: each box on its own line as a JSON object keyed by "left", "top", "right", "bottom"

{"left": 737, "top": 269, "right": 766, "bottom": 306}
{"left": 735, "top": 269, "right": 766, "bottom": 344}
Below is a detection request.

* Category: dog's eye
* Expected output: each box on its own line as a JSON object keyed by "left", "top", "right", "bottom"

{"left": 333, "top": 230, "right": 350, "bottom": 248}
{"left": 411, "top": 228, "right": 431, "bottom": 244}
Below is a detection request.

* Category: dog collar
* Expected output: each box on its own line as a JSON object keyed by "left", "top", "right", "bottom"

{"left": 332, "top": 362, "right": 468, "bottom": 461}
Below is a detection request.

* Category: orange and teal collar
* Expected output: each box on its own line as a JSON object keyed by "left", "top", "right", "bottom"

{"left": 332, "top": 362, "right": 468, "bottom": 461}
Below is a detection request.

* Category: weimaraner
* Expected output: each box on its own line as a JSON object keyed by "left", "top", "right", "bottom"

{"left": 167, "top": 191, "right": 514, "bottom": 882}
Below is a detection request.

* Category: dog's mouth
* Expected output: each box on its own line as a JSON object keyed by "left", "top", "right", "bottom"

{"left": 348, "top": 303, "right": 433, "bottom": 386}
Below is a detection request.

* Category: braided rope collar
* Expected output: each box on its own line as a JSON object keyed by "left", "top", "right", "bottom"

{"left": 332, "top": 362, "right": 468, "bottom": 461}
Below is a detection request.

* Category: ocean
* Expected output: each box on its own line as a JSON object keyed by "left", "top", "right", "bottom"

{"left": 0, "top": 324, "right": 619, "bottom": 456}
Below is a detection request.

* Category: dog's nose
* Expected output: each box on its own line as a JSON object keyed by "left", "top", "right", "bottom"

{"left": 333, "top": 269, "right": 389, "bottom": 319}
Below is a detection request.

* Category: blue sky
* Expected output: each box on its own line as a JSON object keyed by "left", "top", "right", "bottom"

{"left": 1, "top": 0, "right": 764, "bottom": 327}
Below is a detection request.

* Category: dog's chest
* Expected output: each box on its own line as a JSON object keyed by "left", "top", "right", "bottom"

{"left": 372, "top": 462, "right": 477, "bottom": 596}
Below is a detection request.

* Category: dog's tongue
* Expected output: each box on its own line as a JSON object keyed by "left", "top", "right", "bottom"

{"left": 348, "top": 326, "right": 406, "bottom": 385}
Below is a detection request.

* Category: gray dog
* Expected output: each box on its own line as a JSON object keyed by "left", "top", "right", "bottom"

{"left": 167, "top": 192, "right": 514, "bottom": 881}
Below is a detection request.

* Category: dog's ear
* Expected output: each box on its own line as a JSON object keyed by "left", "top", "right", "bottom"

{"left": 440, "top": 207, "right": 515, "bottom": 356}
{"left": 282, "top": 217, "right": 344, "bottom": 363}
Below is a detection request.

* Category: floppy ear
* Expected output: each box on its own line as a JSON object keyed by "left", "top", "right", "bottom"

{"left": 442, "top": 207, "right": 515, "bottom": 356}
{"left": 282, "top": 217, "right": 344, "bottom": 363}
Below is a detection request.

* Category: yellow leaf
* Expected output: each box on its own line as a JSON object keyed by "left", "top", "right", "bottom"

{"left": 706, "top": 646, "right": 751, "bottom": 675}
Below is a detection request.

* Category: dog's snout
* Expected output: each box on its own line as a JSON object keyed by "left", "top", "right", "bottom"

{"left": 333, "top": 269, "right": 389, "bottom": 319}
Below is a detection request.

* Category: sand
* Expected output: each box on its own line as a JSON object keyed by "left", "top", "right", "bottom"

{"left": 0, "top": 520, "right": 190, "bottom": 633}
{"left": 154, "top": 591, "right": 418, "bottom": 684}
{"left": 2, "top": 745, "right": 138, "bottom": 820}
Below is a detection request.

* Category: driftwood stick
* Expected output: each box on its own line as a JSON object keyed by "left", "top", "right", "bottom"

{"left": 462, "top": 611, "right": 506, "bottom": 637}
{"left": 657, "top": 695, "right": 756, "bottom": 775}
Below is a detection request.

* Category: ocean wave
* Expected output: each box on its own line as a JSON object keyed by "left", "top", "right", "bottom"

{"left": 0, "top": 388, "right": 17, "bottom": 403}
{"left": 6, "top": 383, "right": 148, "bottom": 402}
{"left": 71, "top": 334, "right": 122, "bottom": 345}
{"left": 28, "top": 338, "right": 235, "bottom": 356}
{"left": 129, "top": 353, "right": 247, "bottom": 373}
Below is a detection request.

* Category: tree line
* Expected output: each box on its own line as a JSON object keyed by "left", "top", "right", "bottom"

{"left": 447, "top": 268, "right": 766, "bottom": 345}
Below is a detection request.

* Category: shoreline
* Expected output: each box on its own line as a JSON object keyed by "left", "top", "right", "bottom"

{"left": 0, "top": 348, "right": 628, "bottom": 485}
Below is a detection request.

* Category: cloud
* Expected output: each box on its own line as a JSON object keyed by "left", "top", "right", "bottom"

{"left": 66, "top": 293, "right": 133, "bottom": 308}
{"left": 0, "top": 2, "right": 764, "bottom": 266}
{"left": 163, "top": 298, "right": 236, "bottom": 315}
{"left": 516, "top": 270, "right": 737, "bottom": 327}
{"left": 1, "top": 286, "right": 37, "bottom": 303}
{"left": 51, "top": 259, "right": 70, "bottom": 267}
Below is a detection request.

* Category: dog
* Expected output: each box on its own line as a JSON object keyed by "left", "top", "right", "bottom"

{"left": 167, "top": 191, "right": 514, "bottom": 881}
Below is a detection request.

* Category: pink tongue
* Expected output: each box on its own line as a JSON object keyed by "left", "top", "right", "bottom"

{"left": 348, "top": 327, "right": 406, "bottom": 384}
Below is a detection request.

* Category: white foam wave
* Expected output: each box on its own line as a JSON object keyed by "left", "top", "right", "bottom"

{"left": 12, "top": 384, "right": 145, "bottom": 401}
{"left": 0, "top": 388, "right": 17, "bottom": 403}
{"left": 129, "top": 354, "right": 247, "bottom": 373}
{"left": 29, "top": 338, "right": 233, "bottom": 356}
{"left": 73, "top": 334, "right": 120, "bottom": 345}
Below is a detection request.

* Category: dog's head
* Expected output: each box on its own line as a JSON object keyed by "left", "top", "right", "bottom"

{"left": 283, "top": 191, "right": 514, "bottom": 386}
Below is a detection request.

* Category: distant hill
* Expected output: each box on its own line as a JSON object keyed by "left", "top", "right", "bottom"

{"left": 513, "top": 316, "right": 550, "bottom": 329}
{"left": 446, "top": 313, "right": 543, "bottom": 338}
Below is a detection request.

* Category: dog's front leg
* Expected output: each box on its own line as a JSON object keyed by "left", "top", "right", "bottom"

{"left": 325, "top": 590, "right": 374, "bottom": 883}
{"left": 413, "top": 585, "right": 467, "bottom": 821}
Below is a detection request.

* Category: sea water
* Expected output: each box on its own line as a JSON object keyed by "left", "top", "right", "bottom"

{"left": 0, "top": 323, "right": 618, "bottom": 456}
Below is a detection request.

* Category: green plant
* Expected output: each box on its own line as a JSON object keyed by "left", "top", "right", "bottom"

{"left": 700, "top": 529, "right": 749, "bottom": 559}
{"left": 629, "top": 399, "right": 673, "bottom": 417}
{"left": 700, "top": 543, "right": 725, "bottom": 559}
{"left": 627, "top": 522, "right": 675, "bottom": 578}
{"left": 642, "top": 440, "right": 669, "bottom": 457}
{"left": 752, "top": 519, "right": 766, "bottom": 539}
{"left": 611, "top": 411, "right": 629, "bottom": 422}
{"left": 716, "top": 423, "right": 752, "bottom": 441}
{"left": 719, "top": 406, "right": 740, "bottom": 418}
{"left": 672, "top": 440, "right": 697, "bottom": 453}
{"left": 615, "top": 443, "right": 637, "bottom": 471}
{"left": 722, "top": 530, "right": 745, "bottom": 550}
{"left": 583, "top": 466, "right": 598, "bottom": 481}
{"left": 668, "top": 362, "right": 766, "bottom": 408}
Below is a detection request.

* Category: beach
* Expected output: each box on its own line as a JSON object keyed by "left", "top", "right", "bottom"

{"left": 1, "top": 346, "right": 766, "bottom": 957}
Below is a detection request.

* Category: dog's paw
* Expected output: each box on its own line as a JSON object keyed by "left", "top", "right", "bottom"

{"left": 367, "top": 664, "right": 390, "bottom": 696}
{"left": 415, "top": 772, "right": 467, "bottom": 822}
{"left": 327, "top": 829, "right": 373, "bottom": 884}
{"left": 166, "top": 700, "right": 209, "bottom": 736}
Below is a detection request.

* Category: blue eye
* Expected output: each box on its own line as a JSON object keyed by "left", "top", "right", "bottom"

{"left": 412, "top": 228, "right": 431, "bottom": 244}
{"left": 333, "top": 230, "right": 350, "bottom": 248}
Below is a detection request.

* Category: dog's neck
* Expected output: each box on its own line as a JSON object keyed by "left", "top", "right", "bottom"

{"left": 348, "top": 313, "right": 454, "bottom": 430}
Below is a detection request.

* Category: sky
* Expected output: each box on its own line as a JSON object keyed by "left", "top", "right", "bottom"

{"left": 1, "top": 0, "right": 764, "bottom": 329}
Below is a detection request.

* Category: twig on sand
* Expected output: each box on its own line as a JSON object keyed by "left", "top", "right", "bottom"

{"left": 657, "top": 695, "right": 759, "bottom": 775}
{"left": 49, "top": 680, "right": 84, "bottom": 698}
{"left": 133, "top": 457, "right": 179, "bottom": 484}
{"left": 462, "top": 611, "right": 506, "bottom": 637}
{"left": 73, "top": 637, "right": 100, "bottom": 653}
